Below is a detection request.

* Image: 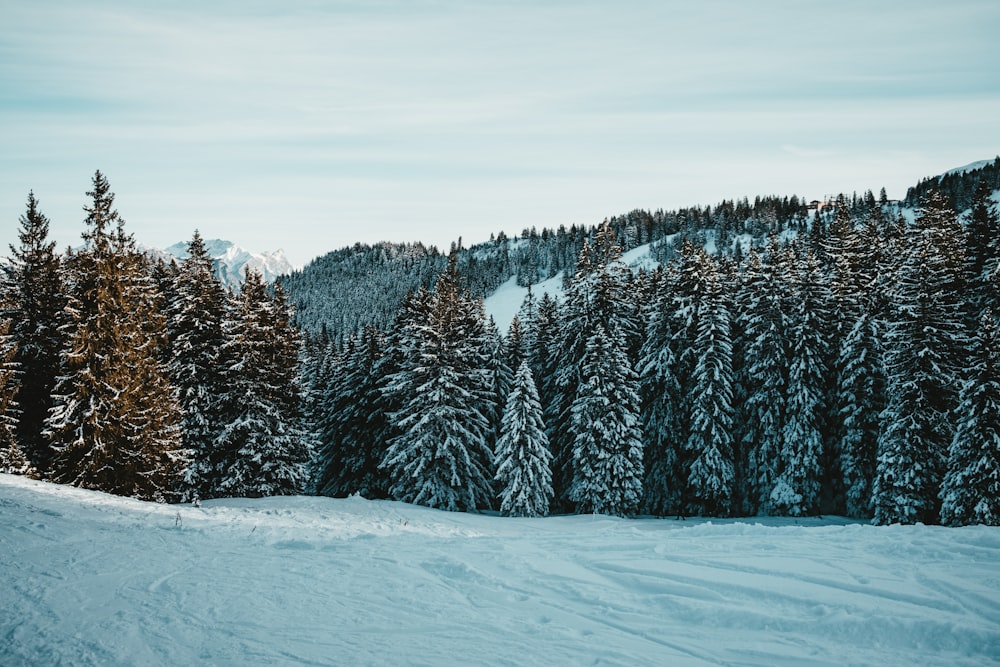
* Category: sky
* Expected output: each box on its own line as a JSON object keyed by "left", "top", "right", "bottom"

{"left": 2, "top": 1, "right": 999, "bottom": 267}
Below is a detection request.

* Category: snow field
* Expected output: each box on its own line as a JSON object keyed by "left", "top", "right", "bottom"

{"left": 2, "top": 474, "right": 998, "bottom": 666}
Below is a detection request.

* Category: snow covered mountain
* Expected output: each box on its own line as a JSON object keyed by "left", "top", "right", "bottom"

{"left": 162, "top": 239, "right": 296, "bottom": 290}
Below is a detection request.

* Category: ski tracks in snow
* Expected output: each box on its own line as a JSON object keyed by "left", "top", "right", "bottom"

{"left": 1, "top": 475, "right": 999, "bottom": 666}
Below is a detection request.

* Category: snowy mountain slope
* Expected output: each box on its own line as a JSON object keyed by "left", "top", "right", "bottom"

{"left": 483, "top": 242, "right": 660, "bottom": 331}
{"left": 484, "top": 272, "right": 565, "bottom": 333}
{"left": 941, "top": 159, "right": 995, "bottom": 178}
{"left": 163, "top": 239, "right": 296, "bottom": 290}
{"left": 2, "top": 474, "right": 998, "bottom": 667}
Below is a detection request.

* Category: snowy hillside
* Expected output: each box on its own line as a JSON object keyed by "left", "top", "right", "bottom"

{"left": 483, "top": 242, "right": 661, "bottom": 331}
{"left": 164, "top": 239, "right": 296, "bottom": 289}
{"left": 2, "top": 475, "right": 997, "bottom": 667}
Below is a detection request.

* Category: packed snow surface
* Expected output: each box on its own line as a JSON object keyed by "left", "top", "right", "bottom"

{"left": 2, "top": 475, "right": 998, "bottom": 666}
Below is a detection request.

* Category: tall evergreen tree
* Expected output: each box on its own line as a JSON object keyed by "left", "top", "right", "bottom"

{"left": 215, "top": 271, "right": 313, "bottom": 497}
{"left": 46, "top": 171, "right": 185, "bottom": 501}
{"left": 683, "top": 264, "right": 735, "bottom": 516}
{"left": 380, "top": 257, "right": 496, "bottom": 511}
{"left": 772, "top": 249, "right": 828, "bottom": 516}
{"left": 637, "top": 272, "right": 685, "bottom": 516}
{"left": 568, "top": 324, "right": 643, "bottom": 517}
{"left": 0, "top": 318, "right": 28, "bottom": 474}
{"left": 495, "top": 361, "right": 553, "bottom": 517}
{"left": 314, "top": 326, "right": 391, "bottom": 498}
{"left": 169, "top": 230, "right": 228, "bottom": 500}
{"left": 739, "top": 242, "right": 792, "bottom": 514}
{"left": 2, "top": 191, "right": 65, "bottom": 473}
{"left": 873, "top": 191, "right": 969, "bottom": 524}
{"left": 939, "top": 311, "right": 1000, "bottom": 526}
{"left": 837, "top": 312, "right": 883, "bottom": 518}
{"left": 965, "top": 180, "right": 1000, "bottom": 317}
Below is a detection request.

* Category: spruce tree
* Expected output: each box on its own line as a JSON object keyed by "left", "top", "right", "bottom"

{"left": 568, "top": 325, "right": 643, "bottom": 517}
{"left": 739, "top": 242, "right": 792, "bottom": 514}
{"left": 2, "top": 191, "right": 65, "bottom": 473}
{"left": 495, "top": 361, "right": 553, "bottom": 517}
{"left": 772, "top": 249, "right": 828, "bottom": 516}
{"left": 314, "top": 326, "right": 391, "bottom": 498}
{"left": 0, "top": 318, "right": 29, "bottom": 475}
{"left": 380, "top": 257, "right": 496, "bottom": 511}
{"left": 46, "top": 171, "right": 185, "bottom": 501}
{"left": 939, "top": 311, "right": 1000, "bottom": 526}
{"left": 637, "top": 271, "right": 685, "bottom": 515}
{"left": 966, "top": 180, "right": 1000, "bottom": 317}
{"left": 169, "top": 230, "right": 228, "bottom": 500}
{"left": 684, "top": 264, "right": 735, "bottom": 516}
{"left": 873, "top": 191, "right": 969, "bottom": 524}
{"left": 837, "top": 313, "right": 883, "bottom": 518}
{"left": 215, "top": 271, "right": 313, "bottom": 497}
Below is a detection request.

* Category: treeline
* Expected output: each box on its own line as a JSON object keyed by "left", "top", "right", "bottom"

{"left": 0, "top": 172, "right": 312, "bottom": 501}
{"left": 281, "top": 195, "right": 824, "bottom": 346}
{"left": 307, "top": 184, "right": 1000, "bottom": 526}
{"left": 904, "top": 157, "right": 1000, "bottom": 211}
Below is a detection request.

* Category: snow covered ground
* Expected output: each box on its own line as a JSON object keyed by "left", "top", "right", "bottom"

{"left": 2, "top": 474, "right": 998, "bottom": 666}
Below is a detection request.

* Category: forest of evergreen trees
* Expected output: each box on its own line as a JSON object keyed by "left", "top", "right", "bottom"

{"left": 0, "top": 172, "right": 312, "bottom": 502}
{"left": 2, "top": 165, "right": 999, "bottom": 527}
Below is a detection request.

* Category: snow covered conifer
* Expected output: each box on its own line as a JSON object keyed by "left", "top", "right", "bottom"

{"left": 837, "top": 312, "right": 883, "bottom": 518}
{"left": 314, "top": 326, "right": 391, "bottom": 499}
{"left": 772, "top": 249, "right": 829, "bottom": 516}
{"left": 568, "top": 324, "right": 643, "bottom": 517}
{"left": 873, "top": 191, "right": 969, "bottom": 524}
{"left": 46, "top": 171, "right": 185, "bottom": 501}
{"left": 637, "top": 275, "right": 685, "bottom": 516}
{"left": 495, "top": 361, "right": 553, "bottom": 517}
{"left": 939, "top": 311, "right": 1000, "bottom": 526}
{"left": 684, "top": 264, "right": 735, "bottom": 516}
{"left": 214, "top": 271, "right": 313, "bottom": 497}
{"left": 0, "top": 318, "right": 29, "bottom": 475}
{"left": 739, "top": 241, "right": 792, "bottom": 514}
{"left": 380, "top": 256, "right": 496, "bottom": 511}
{"left": 169, "top": 230, "right": 228, "bottom": 500}
{"left": 2, "top": 191, "right": 65, "bottom": 473}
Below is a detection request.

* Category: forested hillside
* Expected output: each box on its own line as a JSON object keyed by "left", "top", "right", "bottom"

{"left": 303, "top": 159, "right": 1000, "bottom": 525}
{"left": 281, "top": 195, "right": 817, "bottom": 343}
{"left": 2, "top": 161, "right": 998, "bottom": 529}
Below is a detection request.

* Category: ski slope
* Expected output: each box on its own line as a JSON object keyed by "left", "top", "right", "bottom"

{"left": 2, "top": 474, "right": 998, "bottom": 666}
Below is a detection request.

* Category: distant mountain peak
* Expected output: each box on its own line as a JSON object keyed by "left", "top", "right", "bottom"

{"left": 161, "top": 239, "right": 296, "bottom": 289}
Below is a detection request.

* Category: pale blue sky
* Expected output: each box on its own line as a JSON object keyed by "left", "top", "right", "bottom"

{"left": 2, "top": 0, "right": 998, "bottom": 266}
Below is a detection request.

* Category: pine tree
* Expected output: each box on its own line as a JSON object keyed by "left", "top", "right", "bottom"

{"left": 551, "top": 223, "right": 635, "bottom": 509}
{"left": 873, "top": 191, "right": 969, "bottom": 524}
{"left": 482, "top": 315, "right": 513, "bottom": 451}
{"left": 939, "top": 311, "right": 1000, "bottom": 526}
{"left": 215, "top": 271, "right": 313, "bottom": 497}
{"left": 380, "top": 257, "right": 496, "bottom": 511}
{"left": 314, "top": 326, "right": 391, "bottom": 498}
{"left": 0, "top": 318, "right": 29, "bottom": 475}
{"left": 966, "top": 180, "right": 1000, "bottom": 317}
{"left": 2, "top": 191, "right": 65, "bottom": 473}
{"left": 837, "top": 313, "right": 883, "bottom": 518}
{"left": 637, "top": 272, "right": 685, "bottom": 515}
{"left": 568, "top": 325, "right": 643, "bottom": 517}
{"left": 46, "top": 171, "right": 185, "bottom": 501}
{"left": 495, "top": 361, "right": 553, "bottom": 517}
{"left": 739, "top": 242, "right": 792, "bottom": 514}
{"left": 683, "top": 265, "right": 735, "bottom": 516}
{"left": 772, "top": 249, "right": 828, "bottom": 516}
{"left": 169, "top": 230, "right": 228, "bottom": 501}
{"left": 506, "top": 315, "right": 527, "bottom": 373}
